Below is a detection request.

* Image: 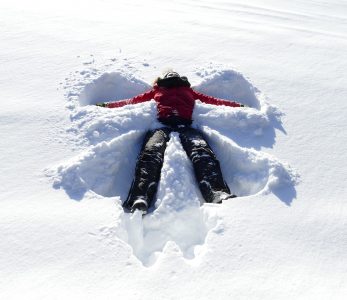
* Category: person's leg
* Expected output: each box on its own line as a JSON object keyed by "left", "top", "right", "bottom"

{"left": 123, "top": 127, "right": 171, "bottom": 213}
{"left": 179, "top": 127, "right": 235, "bottom": 203}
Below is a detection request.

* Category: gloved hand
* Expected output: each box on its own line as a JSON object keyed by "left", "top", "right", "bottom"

{"left": 96, "top": 102, "right": 107, "bottom": 107}
{"left": 240, "top": 104, "right": 248, "bottom": 107}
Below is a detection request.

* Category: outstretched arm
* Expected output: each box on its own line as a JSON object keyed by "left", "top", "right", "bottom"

{"left": 192, "top": 90, "right": 242, "bottom": 107}
{"left": 97, "top": 89, "right": 155, "bottom": 108}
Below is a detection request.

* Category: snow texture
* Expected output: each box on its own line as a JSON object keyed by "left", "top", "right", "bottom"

{"left": 1, "top": 0, "right": 347, "bottom": 299}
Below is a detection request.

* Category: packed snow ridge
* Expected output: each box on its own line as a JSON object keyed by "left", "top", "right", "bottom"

{"left": 46, "top": 65, "right": 298, "bottom": 266}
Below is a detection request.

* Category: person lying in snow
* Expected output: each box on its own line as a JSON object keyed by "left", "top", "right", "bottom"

{"left": 96, "top": 71, "right": 244, "bottom": 214}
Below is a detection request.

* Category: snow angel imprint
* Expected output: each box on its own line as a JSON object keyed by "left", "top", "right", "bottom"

{"left": 96, "top": 71, "right": 246, "bottom": 214}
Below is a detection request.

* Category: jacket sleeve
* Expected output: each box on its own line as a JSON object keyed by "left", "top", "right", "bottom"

{"left": 192, "top": 90, "right": 241, "bottom": 107}
{"left": 106, "top": 89, "right": 155, "bottom": 108}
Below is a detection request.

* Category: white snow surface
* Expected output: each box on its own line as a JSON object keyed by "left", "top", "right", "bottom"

{"left": 1, "top": 0, "right": 347, "bottom": 299}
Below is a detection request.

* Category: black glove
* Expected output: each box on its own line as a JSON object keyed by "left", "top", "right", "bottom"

{"left": 96, "top": 102, "right": 107, "bottom": 107}
{"left": 240, "top": 104, "right": 248, "bottom": 107}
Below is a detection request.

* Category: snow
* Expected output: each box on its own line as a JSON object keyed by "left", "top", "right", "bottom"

{"left": 1, "top": 0, "right": 347, "bottom": 299}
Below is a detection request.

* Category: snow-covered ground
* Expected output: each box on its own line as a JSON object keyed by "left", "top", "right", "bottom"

{"left": 1, "top": 0, "right": 347, "bottom": 299}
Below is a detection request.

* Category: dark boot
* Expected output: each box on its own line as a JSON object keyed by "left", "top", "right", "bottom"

{"left": 130, "top": 198, "right": 148, "bottom": 215}
{"left": 212, "top": 191, "right": 237, "bottom": 204}
{"left": 123, "top": 127, "right": 171, "bottom": 212}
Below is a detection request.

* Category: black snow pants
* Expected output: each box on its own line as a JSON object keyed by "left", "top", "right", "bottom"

{"left": 123, "top": 126, "right": 231, "bottom": 210}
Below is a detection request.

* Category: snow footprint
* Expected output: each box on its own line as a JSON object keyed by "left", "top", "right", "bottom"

{"left": 99, "top": 205, "right": 222, "bottom": 267}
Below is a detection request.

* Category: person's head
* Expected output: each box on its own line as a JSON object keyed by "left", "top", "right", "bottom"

{"left": 154, "top": 70, "right": 191, "bottom": 88}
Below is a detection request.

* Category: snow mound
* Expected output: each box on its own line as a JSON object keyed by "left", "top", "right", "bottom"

{"left": 46, "top": 64, "right": 298, "bottom": 266}
{"left": 68, "top": 101, "right": 158, "bottom": 145}
{"left": 155, "top": 133, "right": 203, "bottom": 211}
{"left": 201, "top": 126, "right": 298, "bottom": 202}
{"left": 78, "top": 72, "right": 151, "bottom": 106}
{"left": 47, "top": 130, "right": 145, "bottom": 200}
{"left": 193, "top": 68, "right": 284, "bottom": 149}
{"left": 194, "top": 69, "right": 261, "bottom": 109}
{"left": 99, "top": 205, "right": 221, "bottom": 267}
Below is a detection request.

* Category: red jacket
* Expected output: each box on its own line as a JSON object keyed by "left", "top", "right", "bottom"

{"left": 106, "top": 85, "right": 241, "bottom": 121}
